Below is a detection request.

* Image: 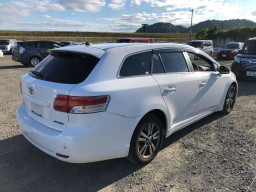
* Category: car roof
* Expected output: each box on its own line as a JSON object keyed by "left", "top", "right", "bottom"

{"left": 117, "top": 38, "right": 152, "bottom": 40}
{"left": 50, "top": 42, "right": 209, "bottom": 60}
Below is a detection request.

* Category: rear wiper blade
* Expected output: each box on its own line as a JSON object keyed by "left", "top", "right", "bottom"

{"left": 31, "top": 71, "right": 44, "bottom": 78}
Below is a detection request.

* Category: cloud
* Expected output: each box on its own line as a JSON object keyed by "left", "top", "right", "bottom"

{"left": 57, "top": 0, "right": 106, "bottom": 12}
{"left": 49, "top": 3, "right": 65, "bottom": 11}
{"left": 43, "top": 15, "right": 51, "bottom": 19}
{"left": 108, "top": 0, "right": 126, "bottom": 10}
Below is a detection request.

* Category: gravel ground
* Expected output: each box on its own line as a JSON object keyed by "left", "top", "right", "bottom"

{"left": 0, "top": 55, "right": 255, "bottom": 192}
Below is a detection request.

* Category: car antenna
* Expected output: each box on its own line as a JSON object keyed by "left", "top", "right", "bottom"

{"left": 77, "top": 31, "right": 90, "bottom": 46}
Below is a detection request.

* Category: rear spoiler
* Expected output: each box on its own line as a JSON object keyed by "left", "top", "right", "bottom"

{"left": 48, "top": 46, "right": 105, "bottom": 59}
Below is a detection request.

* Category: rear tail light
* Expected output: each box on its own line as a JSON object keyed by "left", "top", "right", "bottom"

{"left": 53, "top": 95, "right": 110, "bottom": 114}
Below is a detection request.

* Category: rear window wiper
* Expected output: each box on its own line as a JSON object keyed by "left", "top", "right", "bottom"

{"left": 30, "top": 71, "right": 44, "bottom": 78}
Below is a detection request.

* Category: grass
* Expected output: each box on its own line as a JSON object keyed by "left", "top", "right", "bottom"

{"left": 0, "top": 31, "right": 195, "bottom": 43}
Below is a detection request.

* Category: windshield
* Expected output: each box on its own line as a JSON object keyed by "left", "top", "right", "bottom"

{"left": 29, "top": 53, "right": 99, "bottom": 84}
{"left": 242, "top": 40, "right": 256, "bottom": 54}
{"left": 224, "top": 43, "right": 239, "bottom": 49}
{"left": 0, "top": 40, "right": 9, "bottom": 45}
{"left": 188, "top": 42, "right": 203, "bottom": 48}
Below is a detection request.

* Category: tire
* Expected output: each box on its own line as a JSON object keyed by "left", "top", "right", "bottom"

{"left": 128, "top": 113, "right": 164, "bottom": 164}
{"left": 221, "top": 85, "right": 237, "bottom": 114}
{"left": 29, "top": 56, "right": 41, "bottom": 67}
{"left": 21, "top": 62, "right": 29, "bottom": 66}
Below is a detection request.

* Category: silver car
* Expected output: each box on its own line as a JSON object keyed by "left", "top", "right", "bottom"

{"left": 188, "top": 40, "right": 213, "bottom": 56}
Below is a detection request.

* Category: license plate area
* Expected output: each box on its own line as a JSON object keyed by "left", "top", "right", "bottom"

{"left": 222, "top": 54, "right": 226, "bottom": 57}
{"left": 31, "top": 102, "right": 43, "bottom": 117}
{"left": 246, "top": 71, "right": 256, "bottom": 77}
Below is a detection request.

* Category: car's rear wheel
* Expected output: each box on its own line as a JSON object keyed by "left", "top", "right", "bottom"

{"left": 29, "top": 57, "right": 41, "bottom": 67}
{"left": 222, "top": 85, "right": 236, "bottom": 114}
{"left": 128, "top": 114, "right": 164, "bottom": 164}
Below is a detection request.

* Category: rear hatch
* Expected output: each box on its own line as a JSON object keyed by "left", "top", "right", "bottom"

{"left": 21, "top": 49, "right": 104, "bottom": 131}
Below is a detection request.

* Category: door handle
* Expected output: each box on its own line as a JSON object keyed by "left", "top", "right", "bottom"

{"left": 164, "top": 86, "right": 176, "bottom": 93}
{"left": 200, "top": 81, "right": 207, "bottom": 87}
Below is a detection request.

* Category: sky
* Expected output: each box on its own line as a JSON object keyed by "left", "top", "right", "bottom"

{"left": 0, "top": 0, "right": 256, "bottom": 32}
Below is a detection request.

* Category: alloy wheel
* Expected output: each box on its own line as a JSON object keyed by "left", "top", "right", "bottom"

{"left": 137, "top": 122, "right": 161, "bottom": 159}
{"left": 31, "top": 58, "right": 40, "bottom": 66}
{"left": 225, "top": 87, "right": 236, "bottom": 112}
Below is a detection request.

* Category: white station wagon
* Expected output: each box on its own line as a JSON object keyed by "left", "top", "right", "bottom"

{"left": 17, "top": 43, "right": 237, "bottom": 164}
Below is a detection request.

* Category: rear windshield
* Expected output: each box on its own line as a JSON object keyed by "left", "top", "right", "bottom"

{"left": 188, "top": 42, "right": 203, "bottom": 48}
{"left": 29, "top": 53, "right": 99, "bottom": 84}
{"left": 0, "top": 40, "right": 9, "bottom": 45}
{"left": 225, "top": 43, "right": 239, "bottom": 49}
{"left": 242, "top": 40, "right": 256, "bottom": 54}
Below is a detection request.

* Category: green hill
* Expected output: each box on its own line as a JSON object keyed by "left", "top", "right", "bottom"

{"left": 135, "top": 19, "right": 256, "bottom": 33}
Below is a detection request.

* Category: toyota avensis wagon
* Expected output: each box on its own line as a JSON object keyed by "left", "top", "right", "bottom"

{"left": 17, "top": 43, "right": 237, "bottom": 164}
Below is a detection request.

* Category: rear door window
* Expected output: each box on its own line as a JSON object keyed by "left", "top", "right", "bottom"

{"left": 160, "top": 52, "right": 189, "bottom": 73}
{"left": 29, "top": 53, "right": 99, "bottom": 84}
{"left": 119, "top": 52, "right": 151, "bottom": 77}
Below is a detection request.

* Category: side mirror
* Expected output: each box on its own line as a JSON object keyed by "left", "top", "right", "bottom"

{"left": 218, "top": 66, "right": 230, "bottom": 74}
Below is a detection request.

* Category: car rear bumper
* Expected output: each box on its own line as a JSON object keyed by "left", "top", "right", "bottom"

{"left": 17, "top": 102, "right": 139, "bottom": 163}
{"left": 12, "top": 54, "right": 29, "bottom": 64}
{"left": 217, "top": 52, "right": 236, "bottom": 60}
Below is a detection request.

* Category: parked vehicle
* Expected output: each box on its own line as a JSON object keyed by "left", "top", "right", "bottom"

{"left": 12, "top": 41, "right": 64, "bottom": 66}
{"left": 188, "top": 40, "right": 213, "bottom": 55}
{"left": 0, "top": 39, "right": 17, "bottom": 54}
{"left": 60, "top": 41, "right": 74, "bottom": 46}
{"left": 217, "top": 42, "right": 244, "bottom": 60}
{"left": 231, "top": 38, "right": 256, "bottom": 79}
{"left": 116, "top": 38, "right": 154, "bottom": 43}
{"left": 17, "top": 43, "right": 237, "bottom": 164}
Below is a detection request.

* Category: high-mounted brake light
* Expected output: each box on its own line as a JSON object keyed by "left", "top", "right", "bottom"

{"left": 53, "top": 95, "right": 110, "bottom": 114}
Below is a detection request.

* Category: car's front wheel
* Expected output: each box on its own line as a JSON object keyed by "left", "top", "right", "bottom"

{"left": 222, "top": 85, "right": 237, "bottom": 114}
{"left": 29, "top": 57, "right": 41, "bottom": 67}
{"left": 128, "top": 113, "right": 164, "bottom": 164}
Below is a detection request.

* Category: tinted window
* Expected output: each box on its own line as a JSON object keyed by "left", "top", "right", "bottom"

{"left": 29, "top": 53, "right": 99, "bottom": 84}
{"left": 39, "top": 42, "right": 53, "bottom": 49}
{"left": 26, "top": 42, "right": 39, "bottom": 48}
{"left": 187, "top": 53, "right": 215, "bottom": 71}
{"left": 120, "top": 52, "right": 151, "bottom": 77}
{"left": 131, "top": 40, "right": 148, "bottom": 43}
{"left": 188, "top": 41, "right": 202, "bottom": 48}
{"left": 116, "top": 39, "right": 131, "bottom": 43}
{"left": 152, "top": 54, "right": 165, "bottom": 74}
{"left": 0, "top": 40, "right": 9, "bottom": 45}
{"left": 242, "top": 40, "right": 256, "bottom": 54}
{"left": 160, "top": 52, "right": 188, "bottom": 73}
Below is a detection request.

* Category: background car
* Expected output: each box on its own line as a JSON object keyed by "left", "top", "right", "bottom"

{"left": 187, "top": 40, "right": 213, "bottom": 55}
{"left": 116, "top": 38, "right": 154, "bottom": 43}
{"left": 60, "top": 41, "right": 74, "bottom": 46}
{"left": 231, "top": 38, "right": 256, "bottom": 79}
{"left": 217, "top": 42, "right": 244, "bottom": 60}
{"left": 0, "top": 39, "right": 17, "bottom": 54}
{"left": 12, "top": 41, "right": 64, "bottom": 66}
{"left": 17, "top": 43, "right": 237, "bottom": 165}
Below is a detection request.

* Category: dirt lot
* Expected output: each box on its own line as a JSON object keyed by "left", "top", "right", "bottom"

{"left": 0, "top": 55, "right": 255, "bottom": 192}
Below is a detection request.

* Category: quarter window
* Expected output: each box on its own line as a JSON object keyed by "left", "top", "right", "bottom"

{"left": 160, "top": 52, "right": 189, "bottom": 73}
{"left": 187, "top": 53, "right": 215, "bottom": 72}
{"left": 119, "top": 52, "right": 151, "bottom": 77}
